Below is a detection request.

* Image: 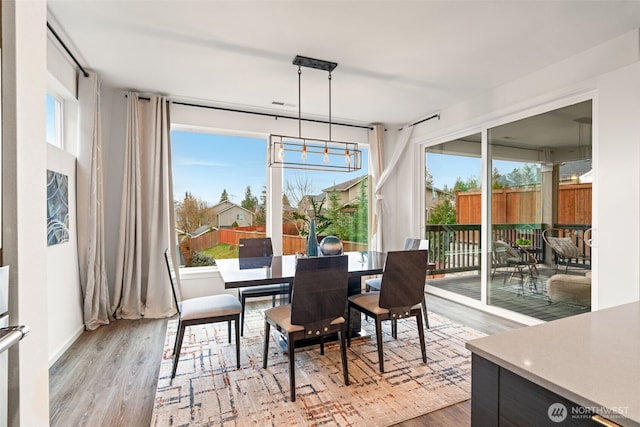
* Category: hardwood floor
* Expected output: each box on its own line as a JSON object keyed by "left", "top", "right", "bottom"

{"left": 49, "top": 294, "right": 522, "bottom": 426}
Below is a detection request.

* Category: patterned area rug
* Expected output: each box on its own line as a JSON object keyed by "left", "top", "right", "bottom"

{"left": 151, "top": 307, "right": 486, "bottom": 426}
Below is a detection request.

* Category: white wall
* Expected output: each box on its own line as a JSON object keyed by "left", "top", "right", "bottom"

{"left": 46, "top": 32, "right": 84, "bottom": 367}
{"left": 387, "top": 29, "right": 640, "bottom": 311}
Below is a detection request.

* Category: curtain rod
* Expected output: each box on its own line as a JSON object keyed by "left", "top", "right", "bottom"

{"left": 129, "top": 95, "right": 373, "bottom": 130}
{"left": 47, "top": 22, "right": 89, "bottom": 78}
{"left": 409, "top": 113, "right": 440, "bottom": 127}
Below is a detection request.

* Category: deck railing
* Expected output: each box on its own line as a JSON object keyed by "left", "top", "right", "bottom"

{"left": 425, "top": 223, "right": 591, "bottom": 275}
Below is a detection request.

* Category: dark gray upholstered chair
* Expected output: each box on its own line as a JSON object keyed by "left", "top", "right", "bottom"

{"left": 262, "top": 255, "right": 349, "bottom": 402}
{"left": 364, "top": 238, "right": 431, "bottom": 329}
{"left": 347, "top": 250, "right": 428, "bottom": 373}
{"left": 238, "top": 238, "right": 291, "bottom": 336}
{"left": 164, "top": 249, "right": 241, "bottom": 378}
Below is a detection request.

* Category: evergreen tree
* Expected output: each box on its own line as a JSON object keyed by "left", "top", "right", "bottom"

{"left": 219, "top": 189, "right": 229, "bottom": 202}
{"left": 241, "top": 186, "right": 258, "bottom": 212}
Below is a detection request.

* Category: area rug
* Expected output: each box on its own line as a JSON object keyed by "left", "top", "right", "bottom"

{"left": 151, "top": 308, "right": 486, "bottom": 427}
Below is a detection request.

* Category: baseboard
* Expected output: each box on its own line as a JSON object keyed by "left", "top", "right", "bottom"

{"left": 49, "top": 324, "right": 85, "bottom": 368}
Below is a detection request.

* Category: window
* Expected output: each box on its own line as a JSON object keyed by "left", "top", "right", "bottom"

{"left": 46, "top": 93, "right": 63, "bottom": 148}
{"left": 171, "top": 130, "right": 267, "bottom": 265}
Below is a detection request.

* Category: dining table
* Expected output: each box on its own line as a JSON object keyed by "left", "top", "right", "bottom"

{"left": 216, "top": 251, "right": 387, "bottom": 338}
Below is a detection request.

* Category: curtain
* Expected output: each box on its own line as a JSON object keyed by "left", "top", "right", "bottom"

{"left": 77, "top": 71, "right": 113, "bottom": 330}
{"left": 370, "top": 125, "right": 414, "bottom": 252}
{"left": 112, "top": 93, "right": 177, "bottom": 319}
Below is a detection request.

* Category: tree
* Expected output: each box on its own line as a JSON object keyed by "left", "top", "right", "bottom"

{"left": 219, "top": 189, "right": 229, "bottom": 202}
{"left": 428, "top": 199, "right": 456, "bottom": 224}
{"left": 453, "top": 176, "right": 480, "bottom": 192}
{"left": 255, "top": 186, "right": 267, "bottom": 225}
{"left": 175, "top": 192, "right": 211, "bottom": 234}
{"left": 241, "top": 185, "right": 258, "bottom": 212}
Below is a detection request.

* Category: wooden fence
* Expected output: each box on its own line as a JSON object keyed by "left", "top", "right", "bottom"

{"left": 456, "top": 183, "right": 591, "bottom": 224}
{"left": 180, "top": 227, "right": 367, "bottom": 265}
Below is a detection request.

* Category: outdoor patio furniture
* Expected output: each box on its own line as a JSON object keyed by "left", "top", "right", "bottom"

{"left": 546, "top": 272, "right": 591, "bottom": 307}
{"left": 542, "top": 228, "right": 591, "bottom": 273}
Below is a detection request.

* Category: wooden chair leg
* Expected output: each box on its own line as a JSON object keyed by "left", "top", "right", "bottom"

{"left": 240, "top": 294, "right": 247, "bottom": 337}
{"left": 234, "top": 316, "right": 240, "bottom": 369}
{"left": 320, "top": 336, "right": 325, "bottom": 355}
{"left": 339, "top": 328, "right": 349, "bottom": 386}
{"left": 391, "top": 319, "right": 397, "bottom": 339}
{"left": 416, "top": 312, "right": 427, "bottom": 364}
{"left": 172, "top": 319, "right": 182, "bottom": 355}
{"left": 262, "top": 321, "right": 270, "bottom": 369}
{"left": 171, "top": 324, "right": 186, "bottom": 379}
{"left": 346, "top": 304, "right": 352, "bottom": 347}
{"left": 228, "top": 320, "right": 232, "bottom": 343}
{"left": 288, "top": 333, "right": 296, "bottom": 402}
{"left": 422, "top": 297, "right": 430, "bottom": 329}
{"left": 375, "top": 317, "right": 385, "bottom": 373}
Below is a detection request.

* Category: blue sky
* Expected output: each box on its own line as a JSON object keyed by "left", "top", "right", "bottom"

{"left": 171, "top": 131, "right": 369, "bottom": 206}
{"left": 171, "top": 130, "right": 530, "bottom": 206}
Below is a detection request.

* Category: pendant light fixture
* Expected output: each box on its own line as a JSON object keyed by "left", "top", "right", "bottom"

{"left": 269, "top": 55, "right": 362, "bottom": 172}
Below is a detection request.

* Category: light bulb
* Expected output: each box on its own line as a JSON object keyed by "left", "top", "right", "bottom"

{"left": 345, "top": 148, "right": 351, "bottom": 165}
{"left": 278, "top": 144, "right": 285, "bottom": 161}
{"left": 323, "top": 146, "right": 329, "bottom": 164}
{"left": 301, "top": 144, "right": 307, "bottom": 162}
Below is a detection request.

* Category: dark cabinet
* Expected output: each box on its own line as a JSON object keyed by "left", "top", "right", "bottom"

{"left": 471, "top": 354, "right": 613, "bottom": 426}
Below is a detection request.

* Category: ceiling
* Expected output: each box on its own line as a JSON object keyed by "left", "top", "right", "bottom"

{"left": 47, "top": 1, "right": 640, "bottom": 127}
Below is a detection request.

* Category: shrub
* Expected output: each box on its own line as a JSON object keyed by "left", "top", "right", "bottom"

{"left": 190, "top": 251, "right": 216, "bottom": 267}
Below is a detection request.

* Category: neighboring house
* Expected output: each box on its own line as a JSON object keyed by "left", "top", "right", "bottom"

{"left": 425, "top": 185, "right": 454, "bottom": 222}
{"left": 321, "top": 176, "right": 368, "bottom": 214}
{"left": 209, "top": 200, "right": 255, "bottom": 227}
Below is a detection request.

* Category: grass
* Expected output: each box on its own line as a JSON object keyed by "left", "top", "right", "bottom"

{"left": 199, "top": 243, "right": 238, "bottom": 260}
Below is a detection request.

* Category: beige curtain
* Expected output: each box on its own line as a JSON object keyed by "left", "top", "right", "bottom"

{"left": 77, "top": 71, "right": 113, "bottom": 330}
{"left": 370, "top": 125, "right": 414, "bottom": 252}
{"left": 112, "top": 92, "right": 177, "bottom": 319}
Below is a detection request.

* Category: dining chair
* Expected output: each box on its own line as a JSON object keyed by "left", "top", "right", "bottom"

{"left": 238, "top": 237, "right": 291, "bottom": 336}
{"left": 164, "top": 249, "right": 242, "bottom": 378}
{"left": 364, "top": 238, "right": 431, "bottom": 329}
{"left": 262, "top": 255, "right": 349, "bottom": 402}
{"left": 347, "top": 250, "right": 428, "bottom": 373}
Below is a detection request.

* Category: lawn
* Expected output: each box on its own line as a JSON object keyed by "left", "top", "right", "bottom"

{"left": 200, "top": 243, "right": 238, "bottom": 260}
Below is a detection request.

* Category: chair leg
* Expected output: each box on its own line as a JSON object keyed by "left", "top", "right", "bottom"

{"left": 375, "top": 317, "right": 385, "bottom": 373}
{"left": 416, "top": 312, "right": 427, "bottom": 364}
{"left": 339, "top": 328, "right": 349, "bottom": 386}
{"left": 422, "top": 297, "right": 430, "bottom": 329}
{"left": 262, "top": 321, "right": 271, "bottom": 369}
{"left": 172, "top": 318, "right": 182, "bottom": 355}
{"left": 271, "top": 294, "right": 276, "bottom": 307}
{"left": 391, "top": 319, "right": 397, "bottom": 339}
{"left": 228, "top": 320, "right": 232, "bottom": 343}
{"left": 234, "top": 316, "right": 240, "bottom": 369}
{"left": 240, "top": 294, "right": 246, "bottom": 337}
{"left": 288, "top": 333, "right": 296, "bottom": 402}
{"left": 320, "top": 336, "right": 325, "bottom": 355}
{"left": 171, "top": 324, "right": 186, "bottom": 379}
{"left": 346, "top": 304, "right": 352, "bottom": 347}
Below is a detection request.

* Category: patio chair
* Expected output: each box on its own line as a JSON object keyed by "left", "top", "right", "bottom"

{"left": 347, "top": 250, "right": 428, "bottom": 373}
{"left": 542, "top": 228, "right": 591, "bottom": 273}
{"left": 164, "top": 249, "right": 241, "bottom": 378}
{"left": 238, "top": 237, "right": 291, "bottom": 336}
{"left": 492, "top": 240, "right": 539, "bottom": 292}
{"left": 262, "top": 255, "right": 349, "bottom": 402}
{"left": 364, "top": 238, "right": 431, "bottom": 329}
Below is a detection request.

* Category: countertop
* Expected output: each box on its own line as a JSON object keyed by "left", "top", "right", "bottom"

{"left": 466, "top": 301, "right": 640, "bottom": 426}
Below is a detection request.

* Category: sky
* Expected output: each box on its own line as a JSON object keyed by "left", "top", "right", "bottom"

{"left": 171, "top": 131, "right": 369, "bottom": 206}
{"left": 171, "top": 130, "right": 533, "bottom": 207}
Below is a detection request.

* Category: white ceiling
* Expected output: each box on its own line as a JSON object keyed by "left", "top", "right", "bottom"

{"left": 48, "top": 1, "right": 640, "bottom": 127}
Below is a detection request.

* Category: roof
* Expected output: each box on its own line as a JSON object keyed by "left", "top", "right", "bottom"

{"left": 322, "top": 176, "right": 368, "bottom": 193}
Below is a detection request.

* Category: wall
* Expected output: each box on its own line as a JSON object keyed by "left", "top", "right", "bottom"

{"left": 388, "top": 29, "right": 640, "bottom": 310}
{"left": 46, "top": 32, "right": 84, "bottom": 366}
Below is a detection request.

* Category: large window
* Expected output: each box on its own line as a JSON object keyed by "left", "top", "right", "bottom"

{"left": 424, "top": 100, "right": 593, "bottom": 322}
{"left": 171, "top": 131, "right": 267, "bottom": 265}
{"left": 171, "top": 129, "right": 370, "bottom": 264}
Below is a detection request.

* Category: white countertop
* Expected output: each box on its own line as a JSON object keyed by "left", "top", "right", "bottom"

{"left": 466, "top": 301, "right": 640, "bottom": 426}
